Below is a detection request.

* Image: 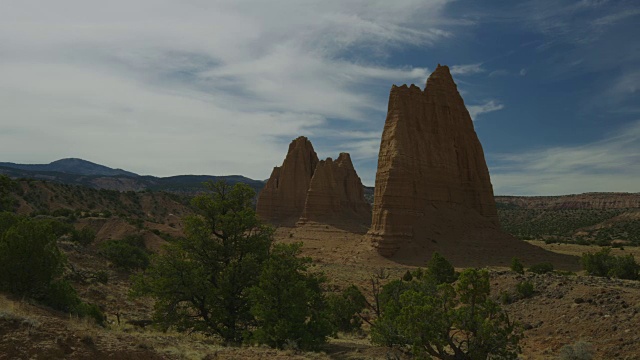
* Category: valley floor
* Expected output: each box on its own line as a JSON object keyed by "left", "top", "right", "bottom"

{"left": 1, "top": 224, "right": 639, "bottom": 359}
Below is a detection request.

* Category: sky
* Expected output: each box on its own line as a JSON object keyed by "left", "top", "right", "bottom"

{"left": 1, "top": 0, "right": 639, "bottom": 195}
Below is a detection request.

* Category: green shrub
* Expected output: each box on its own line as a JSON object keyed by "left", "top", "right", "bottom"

{"left": 249, "top": 243, "right": 332, "bottom": 350}
{"left": 516, "top": 281, "right": 535, "bottom": 298}
{"left": 528, "top": 262, "right": 554, "bottom": 274}
{"left": 37, "top": 218, "right": 74, "bottom": 238}
{"left": 71, "top": 227, "right": 96, "bottom": 246}
{"left": 581, "top": 248, "right": 612, "bottom": 277}
{"left": 402, "top": 270, "right": 413, "bottom": 282}
{"left": 510, "top": 257, "right": 524, "bottom": 274}
{"left": 43, "top": 279, "right": 81, "bottom": 312}
{"left": 371, "top": 268, "right": 521, "bottom": 359}
{"left": 581, "top": 248, "right": 639, "bottom": 280}
{"left": 74, "top": 302, "right": 106, "bottom": 326}
{"left": 609, "top": 254, "right": 640, "bottom": 280}
{"left": 499, "top": 291, "right": 513, "bottom": 304}
{"left": 326, "top": 285, "right": 366, "bottom": 334}
{"left": 99, "top": 238, "right": 149, "bottom": 270}
{"left": 426, "top": 252, "right": 457, "bottom": 284}
{"left": 0, "top": 218, "right": 65, "bottom": 297}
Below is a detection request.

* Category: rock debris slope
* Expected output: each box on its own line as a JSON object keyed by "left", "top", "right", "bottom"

{"left": 256, "top": 137, "right": 370, "bottom": 227}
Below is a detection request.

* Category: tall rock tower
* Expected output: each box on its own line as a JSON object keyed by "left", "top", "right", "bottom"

{"left": 367, "top": 65, "right": 499, "bottom": 256}
{"left": 257, "top": 137, "right": 371, "bottom": 227}
{"left": 299, "top": 153, "right": 371, "bottom": 225}
{"left": 256, "top": 136, "right": 319, "bottom": 224}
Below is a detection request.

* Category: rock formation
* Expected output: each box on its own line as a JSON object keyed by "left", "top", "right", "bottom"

{"left": 257, "top": 137, "right": 370, "bottom": 227}
{"left": 256, "top": 136, "right": 319, "bottom": 224}
{"left": 299, "top": 153, "right": 371, "bottom": 225}
{"left": 367, "top": 64, "right": 500, "bottom": 256}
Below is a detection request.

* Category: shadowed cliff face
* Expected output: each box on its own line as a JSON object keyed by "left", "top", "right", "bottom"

{"left": 256, "top": 137, "right": 370, "bottom": 227}
{"left": 299, "top": 153, "right": 371, "bottom": 226}
{"left": 368, "top": 65, "right": 500, "bottom": 257}
{"left": 256, "top": 136, "right": 319, "bottom": 224}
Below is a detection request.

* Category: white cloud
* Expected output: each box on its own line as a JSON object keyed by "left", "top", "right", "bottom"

{"left": 488, "top": 69, "right": 510, "bottom": 77}
{"left": 491, "top": 120, "right": 640, "bottom": 195}
{"left": 450, "top": 63, "right": 485, "bottom": 75}
{"left": 0, "top": 0, "right": 456, "bottom": 178}
{"left": 467, "top": 100, "right": 505, "bottom": 120}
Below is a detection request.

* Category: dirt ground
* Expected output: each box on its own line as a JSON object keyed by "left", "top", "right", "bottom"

{"left": 1, "top": 224, "right": 639, "bottom": 359}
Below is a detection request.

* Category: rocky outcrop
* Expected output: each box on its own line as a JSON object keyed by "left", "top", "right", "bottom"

{"left": 299, "top": 153, "right": 371, "bottom": 225}
{"left": 367, "top": 64, "right": 500, "bottom": 256}
{"left": 256, "top": 137, "right": 319, "bottom": 224}
{"left": 257, "top": 137, "right": 370, "bottom": 227}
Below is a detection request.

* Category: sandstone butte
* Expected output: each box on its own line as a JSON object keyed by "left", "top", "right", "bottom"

{"left": 256, "top": 137, "right": 370, "bottom": 227}
{"left": 366, "top": 65, "right": 575, "bottom": 267}
{"left": 299, "top": 152, "right": 371, "bottom": 226}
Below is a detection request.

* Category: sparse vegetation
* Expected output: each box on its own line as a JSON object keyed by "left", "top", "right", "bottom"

{"left": 558, "top": 340, "right": 594, "bottom": 360}
{"left": 0, "top": 213, "right": 104, "bottom": 323}
{"left": 132, "top": 181, "right": 364, "bottom": 350}
{"left": 498, "top": 207, "right": 640, "bottom": 246}
{"left": 71, "top": 227, "right": 96, "bottom": 246}
{"left": 0, "top": 175, "right": 18, "bottom": 212}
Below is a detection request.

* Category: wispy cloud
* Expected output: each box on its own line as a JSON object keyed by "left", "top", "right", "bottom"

{"left": 467, "top": 100, "right": 504, "bottom": 120}
{"left": 450, "top": 63, "right": 485, "bottom": 75}
{"left": 0, "top": 0, "right": 457, "bottom": 178}
{"left": 488, "top": 69, "right": 510, "bottom": 77}
{"left": 491, "top": 120, "right": 640, "bottom": 195}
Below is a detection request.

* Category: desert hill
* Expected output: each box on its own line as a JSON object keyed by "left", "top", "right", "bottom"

{"left": 495, "top": 194, "right": 640, "bottom": 246}
{"left": 5, "top": 179, "right": 192, "bottom": 251}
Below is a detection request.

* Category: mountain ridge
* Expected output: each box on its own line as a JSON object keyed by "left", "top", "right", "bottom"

{"left": 0, "top": 158, "right": 264, "bottom": 195}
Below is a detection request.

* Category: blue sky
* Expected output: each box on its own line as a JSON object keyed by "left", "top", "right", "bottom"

{"left": 1, "top": 0, "right": 638, "bottom": 195}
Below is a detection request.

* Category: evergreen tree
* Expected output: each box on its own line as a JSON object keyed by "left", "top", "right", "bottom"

{"left": 132, "top": 181, "right": 273, "bottom": 343}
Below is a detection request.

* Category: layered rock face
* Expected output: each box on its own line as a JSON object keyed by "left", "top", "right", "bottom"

{"left": 368, "top": 65, "right": 499, "bottom": 256}
{"left": 299, "top": 153, "right": 371, "bottom": 224}
{"left": 257, "top": 137, "right": 370, "bottom": 226}
{"left": 256, "top": 137, "right": 319, "bottom": 223}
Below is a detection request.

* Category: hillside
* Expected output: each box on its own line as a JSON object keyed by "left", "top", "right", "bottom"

{"left": 0, "top": 158, "right": 265, "bottom": 195}
{"left": 496, "top": 194, "right": 640, "bottom": 246}
{"left": 0, "top": 158, "right": 138, "bottom": 177}
{"left": 2, "top": 177, "right": 640, "bottom": 358}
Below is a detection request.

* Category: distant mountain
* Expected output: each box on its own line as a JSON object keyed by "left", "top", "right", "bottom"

{"left": 0, "top": 158, "right": 265, "bottom": 195}
{"left": 0, "top": 158, "right": 138, "bottom": 177}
